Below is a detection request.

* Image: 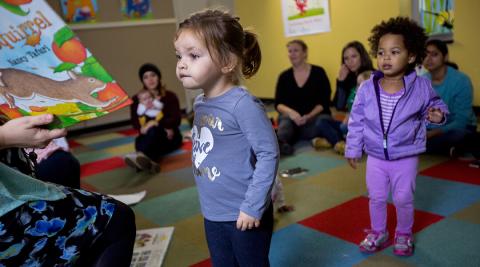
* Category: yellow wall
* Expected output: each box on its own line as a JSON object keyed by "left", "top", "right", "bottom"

{"left": 235, "top": 0, "right": 480, "bottom": 106}
{"left": 448, "top": 0, "right": 480, "bottom": 105}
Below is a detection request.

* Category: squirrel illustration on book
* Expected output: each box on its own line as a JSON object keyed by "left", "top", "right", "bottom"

{"left": 0, "top": 68, "right": 116, "bottom": 108}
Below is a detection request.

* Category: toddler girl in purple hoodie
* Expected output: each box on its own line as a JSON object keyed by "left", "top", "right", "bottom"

{"left": 345, "top": 17, "right": 448, "bottom": 256}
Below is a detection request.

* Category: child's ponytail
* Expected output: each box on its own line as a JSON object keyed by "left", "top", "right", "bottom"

{"left": 242, "top": 30, "right": 261, "bottom": 79}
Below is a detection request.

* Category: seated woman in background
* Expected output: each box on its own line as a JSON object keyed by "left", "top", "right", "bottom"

{"left": 332, "top": 41, "right": 375, "bottom": 111}
{"left": 423, "top": 39, "right": 477, "bottom": 155}
{"left": 274, "top": 39, "right": 340, "bottom": 155}
{"left": 125, "top": 63, "right": 183, "bottom": 172}
{"left": 0, "top": 114, "right": 135, "bottom": 266}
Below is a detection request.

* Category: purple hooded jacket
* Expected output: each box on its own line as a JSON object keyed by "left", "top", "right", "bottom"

{"left": 345, "top": 70, "right": 448, "bottom": 160}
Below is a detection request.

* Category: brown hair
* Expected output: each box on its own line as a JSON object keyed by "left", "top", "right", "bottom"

{"left": 287, "top": 39, "right": 308, "bottom": 52}
{"left": 176, "top": 9, "right": 261, "bottom": 82}
{"left": 368, "top": 17, "right": 427, "bottom": 71}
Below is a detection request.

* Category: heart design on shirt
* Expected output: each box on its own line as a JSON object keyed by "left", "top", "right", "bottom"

{"left": 192, "top": 125, "right": 214, "bottom": 168}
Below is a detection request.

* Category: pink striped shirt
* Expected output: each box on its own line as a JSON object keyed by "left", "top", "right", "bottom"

{"left": 379, "top": 85, "right": 405, "bottom": 133}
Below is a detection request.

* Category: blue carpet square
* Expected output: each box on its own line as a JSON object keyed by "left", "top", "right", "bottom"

{"left": 413, "top": 175, "right": 480, "bottom": 216}
{"left": 279, "top": 152, "right": 346, "bottom": 179}
{"left": 381, "top": 218, "right": 480, "bottom": 266}
{"left": 89, "top": 136, "right": 135, "bottom": 150}
{"left": 270, "top": 224, "right": 368, "bottom": 267}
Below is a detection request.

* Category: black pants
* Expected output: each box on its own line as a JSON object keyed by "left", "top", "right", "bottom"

{"left": 36, "top": 150, "right": 81, "bottom": 188}
{"left": 135, "top": 125, "right": 182, "bottom": 160}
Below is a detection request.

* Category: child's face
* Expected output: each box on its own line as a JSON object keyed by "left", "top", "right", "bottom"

{"left": 376, "top": 33, "right": 414, "bottom": 79}
{"left": 343, "top": 47, "right": 361, "bottom": 73}
{"left": 138, "top": 92, "right": 153, "bottom": 104}
{"left": 174, "top": 29, "right": 223, "bottom": 91}
{"left": 423, "top": 45, "right": 447, "bottom": 72}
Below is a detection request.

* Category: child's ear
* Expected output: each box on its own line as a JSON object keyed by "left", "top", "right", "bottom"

{"left": 221, "top": 53, "right": 238, "bottom": 74}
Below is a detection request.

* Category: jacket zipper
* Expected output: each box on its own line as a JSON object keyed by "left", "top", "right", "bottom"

{"left": 374, "top": 75, "right": 411, "bottom": 160}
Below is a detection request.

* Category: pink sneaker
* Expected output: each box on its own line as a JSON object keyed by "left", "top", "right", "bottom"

{"left": 359, "top": 230, "right": 389, "bottom": 253}
{"left": 393, "top": 232, "right": 414, "bottom": 256}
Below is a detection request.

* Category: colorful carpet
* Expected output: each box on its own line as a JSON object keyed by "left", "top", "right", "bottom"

{"left": 70, "top": 122, "right": 480, "bottom": 267}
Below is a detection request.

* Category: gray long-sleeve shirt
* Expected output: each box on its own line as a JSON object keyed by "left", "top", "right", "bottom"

{"left": 192, "top": 87, "right": 279, "bottom": 221}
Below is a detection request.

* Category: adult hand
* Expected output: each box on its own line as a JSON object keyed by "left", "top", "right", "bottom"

{"left": 347, "top": 158, "right": 359, "bottom": 169}
{"left": 289, "top": 111, "right": 306, "bottom": 126}
{"left": 295, "top": 116, "right": 307, "bottom": 126}
{"left": 427, "top": 107, "right": 444, "bottom": 124}
{"left": 236, "top": 211, "right": 260, "bottom": 231}
{"left": 165, "top": 128, "right": 174, "bottom": 140}
{"left": 0, "top": 114, "right": 66, "bottom": 149}
{"left": 338, "top": 64, "right": 350, "bottom": 81}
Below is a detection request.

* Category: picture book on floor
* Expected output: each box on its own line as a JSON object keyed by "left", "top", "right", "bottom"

{"left": 131, "top": 227, "right": 174, "bottom": 267}
{"left": 0, "top": 0, "right": 132, "bottom": 129}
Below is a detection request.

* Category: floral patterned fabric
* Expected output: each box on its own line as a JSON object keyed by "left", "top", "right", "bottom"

{"left": 0, "top": 187, "right": 116, "bottom": 266}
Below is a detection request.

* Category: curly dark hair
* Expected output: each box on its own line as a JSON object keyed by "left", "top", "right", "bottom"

{"left": 368, "top": 17, "right": 427, "bottom": 69}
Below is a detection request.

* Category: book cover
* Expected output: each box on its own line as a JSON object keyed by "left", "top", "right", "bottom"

{"left": 0, "top": 0, "right": 132, "bottom": 128}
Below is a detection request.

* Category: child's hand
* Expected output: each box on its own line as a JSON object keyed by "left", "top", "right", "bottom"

{"left": 165, "top": 128, "right": 174, "bottom": 140}
{"left": 236, "top": 211, "right": 260, "bottom": 231}
{"left": 140, "top": 120, "right": 158, "bottom": 134}
{"left": 0, "top": 114, "right": 66, "bottom": 149}
{"left": 347, "top": 158, "right": 359, "bottom": 169}
{"left": 427, "top": 107, "right": 444, "bottom": 123}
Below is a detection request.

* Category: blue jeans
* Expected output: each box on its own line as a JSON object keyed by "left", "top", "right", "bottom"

{"left": 277, "top": 114, "right": 344, "bottom": 145}
{"left": 204, "top": 204, "right": 273, "bottom": 267}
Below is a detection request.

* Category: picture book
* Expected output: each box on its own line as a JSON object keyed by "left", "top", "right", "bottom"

{"left": 131, "top": 227, "right": 174, "bottom": 267}
{"left": 0, "top": 0, "right": 132, "bottom": 128}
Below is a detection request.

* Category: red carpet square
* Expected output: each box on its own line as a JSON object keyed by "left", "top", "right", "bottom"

{"left": 81, "top": 157, "right": 126, "bottom": 178}
{"left": 299, "top": 196, "right": 444, "bottom": 245}
{"left": 190, "top": 259, "right": 211, "bottom": 267}
{"left": 117, "top": 128, "right": 138, "bottom": 136}
{"left": 420, "top": 159, "right": 480, "bottom": 185}
{"left": 68, "top": 139, "right": 83, "bottom": 149}
{"left": 182, "top": 140, "right": 192, "bottom": 151}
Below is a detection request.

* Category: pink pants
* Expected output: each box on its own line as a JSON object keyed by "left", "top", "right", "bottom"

{"left": 366, "top": 155, "right": 418, "bottom": 234}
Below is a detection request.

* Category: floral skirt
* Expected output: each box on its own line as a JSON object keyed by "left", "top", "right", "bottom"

{"left": 0, "top": 187, "right": 116, "bottom": 266}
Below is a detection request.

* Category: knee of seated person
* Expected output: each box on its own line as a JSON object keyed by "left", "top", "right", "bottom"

{"left": 111, "top": 200, "right": 136, "bottom": 236}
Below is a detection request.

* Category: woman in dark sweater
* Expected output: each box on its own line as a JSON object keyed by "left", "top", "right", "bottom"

{"left": 275, "top": 40, "right": 343, "bottom": 155}
{"left": 124, "top": 63, "right": 182, "bottom": 172}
